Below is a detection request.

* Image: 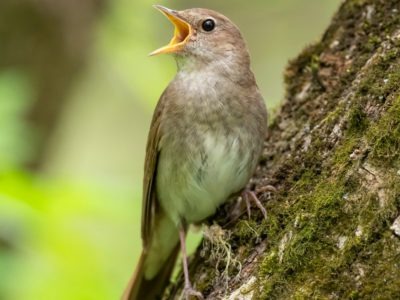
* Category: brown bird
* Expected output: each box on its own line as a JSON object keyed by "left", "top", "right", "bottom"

{"left": 123, "top": 5, "right": 268, "bottom": 300}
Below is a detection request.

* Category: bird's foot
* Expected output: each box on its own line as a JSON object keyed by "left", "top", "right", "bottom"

{"left": 242, "top": 189, "right": 270, "bottom": 220}
{"left": 256, "top": 185, "right": 277, "bottom": 194}
{"left": 183, "top": 285, "right": 204, "bottom": 300}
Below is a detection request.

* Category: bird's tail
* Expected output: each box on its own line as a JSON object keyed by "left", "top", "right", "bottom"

{"left": 122, "top": 214, "right": 181, "bottom": 300}
{"left": 122, "top": 245, "right": 180, "bottom": 300}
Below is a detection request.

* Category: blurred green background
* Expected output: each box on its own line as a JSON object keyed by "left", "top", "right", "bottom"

{"left": 0, "top": 0, "right": 340, "bottom": 299}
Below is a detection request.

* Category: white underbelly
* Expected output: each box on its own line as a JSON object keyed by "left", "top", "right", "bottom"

{"left": 157, "top": 132, "right": 252, "bottom": 224}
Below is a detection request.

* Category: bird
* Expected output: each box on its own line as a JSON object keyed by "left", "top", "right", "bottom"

{"left": 123, "top": 5, "right": 268, "bottom": 300}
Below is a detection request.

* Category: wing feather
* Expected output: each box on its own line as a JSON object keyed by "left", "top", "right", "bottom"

{"left": 141, "top": 92, "right": 166, "bottom": 248}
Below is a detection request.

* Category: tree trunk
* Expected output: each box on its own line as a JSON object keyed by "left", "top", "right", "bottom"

{"left": 167, "top": 0, "right": 400, "bottom": 298}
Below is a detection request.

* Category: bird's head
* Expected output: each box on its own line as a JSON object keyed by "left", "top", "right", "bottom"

{"left": 151, "top": 5, "right": 250, "bottom": 70}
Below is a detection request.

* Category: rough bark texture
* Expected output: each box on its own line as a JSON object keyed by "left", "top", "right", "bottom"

{"left": 167, "top": 0, "right": 400, "bottom": 299}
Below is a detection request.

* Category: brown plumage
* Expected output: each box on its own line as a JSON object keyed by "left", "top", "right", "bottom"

{"left": 123, "top": 6, "right": 267, "bottom": 300}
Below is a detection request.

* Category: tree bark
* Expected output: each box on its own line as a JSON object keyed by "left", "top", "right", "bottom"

{"left": 167, "top": 0, "right": 400, "bottom": 298}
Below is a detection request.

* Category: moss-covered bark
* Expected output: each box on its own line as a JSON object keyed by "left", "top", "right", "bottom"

{"left": 167, "top": 0, "right": 400, "bottom": 298}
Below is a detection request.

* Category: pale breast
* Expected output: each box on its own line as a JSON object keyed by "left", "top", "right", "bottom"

{"left": 155, "top": 68, "right": 266, "bottom": 225}
{"left": 157, "top": 127, "right": 254, "bottom": 224}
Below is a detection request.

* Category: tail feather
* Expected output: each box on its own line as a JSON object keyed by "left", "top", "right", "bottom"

{"left": 122, "top": 243, "right": 180, "bottom": 300}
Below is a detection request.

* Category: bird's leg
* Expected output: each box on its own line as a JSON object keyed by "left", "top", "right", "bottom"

{"left": 242, "top": 189, "right": 268, "bottom": 220}
{"left": 179, "top": 227, "right": 204, "bottom": 300}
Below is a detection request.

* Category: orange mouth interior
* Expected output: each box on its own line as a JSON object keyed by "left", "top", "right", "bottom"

{"left": 150, "top": 7, "right": 192, "bottom": 56}
{"left": 169, "top": 15, "right": 191, "bottom": 45}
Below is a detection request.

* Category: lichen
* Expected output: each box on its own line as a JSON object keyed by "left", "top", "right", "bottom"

{"left": 201, "top": 224, "right": 242, "bottom": 287}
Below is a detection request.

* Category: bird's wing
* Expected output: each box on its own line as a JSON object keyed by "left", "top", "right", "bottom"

{"left": 141, "top": 92, "right": 166, "bottom": 248}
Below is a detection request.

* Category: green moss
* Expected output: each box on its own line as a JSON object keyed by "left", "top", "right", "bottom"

{"left": 367, "top": 97, "right": 400, "bottom": 164}
{"left": 257, "top": 95, "right": 400, "bottom": 299}
{"left": 253, "top": 0, "right": 400, "bottom": 298}
{"left": 309, "top": 54, "right": 321, "bottom": 73}
{"left": 363, "top": 35, "right": 381, "bottom": 52}
{"left": 357, "top": 50, "right": 400, "bottom": 101}
{"left": 348, "top": 105, "right": 369, "bottom": 133}
{"left": 332, "top": 138, "right": 359, "bottom": 170}
{"left": 234, "top": 219, "right": 264, "bottom": 243}
{"left": 257, "top": 165, "right": 400, "bottom": 299}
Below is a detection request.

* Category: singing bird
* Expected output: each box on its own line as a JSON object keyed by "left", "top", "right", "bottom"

{"left": 123, "top": 5, "right": 268, "bottom": 300}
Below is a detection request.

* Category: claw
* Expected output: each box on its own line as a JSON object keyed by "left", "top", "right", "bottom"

{"left": 242, "top": 189, "right": 268, "bottom": 220}
{"left": 183, "top": 286, "right": 204, "bottom": 300}
{"left": 256, "top": 185, "right": 277, "bottom": 194}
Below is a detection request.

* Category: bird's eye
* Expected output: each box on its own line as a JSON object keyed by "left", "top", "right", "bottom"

{"left": 202, "top": 19, "right": 215, "bottom": 32}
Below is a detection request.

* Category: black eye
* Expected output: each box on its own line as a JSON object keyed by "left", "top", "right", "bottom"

{"left": 202, "top": 19, "right": 215, "bottom": 32}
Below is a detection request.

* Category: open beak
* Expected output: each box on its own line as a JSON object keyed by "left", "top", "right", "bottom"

{"left": 150, "top": 5, "right": 192, "bottom": 56}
